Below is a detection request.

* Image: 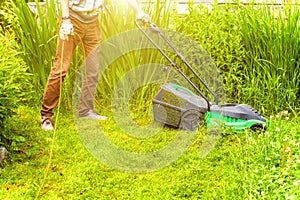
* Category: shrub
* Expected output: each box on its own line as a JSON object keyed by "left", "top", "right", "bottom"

{"left": 0, "top": 33, "right": 33, "bottom": 151}
{"left": 0, "top": 1, "right": 14, "bottom": 33}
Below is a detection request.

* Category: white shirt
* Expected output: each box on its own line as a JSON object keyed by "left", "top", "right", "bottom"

{"left": 69, "top": 0, "right": 104, "bottom": 13}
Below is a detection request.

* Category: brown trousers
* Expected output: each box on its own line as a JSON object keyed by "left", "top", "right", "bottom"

{"left": 41, "top": 17, "right": 101, "bottom": 118}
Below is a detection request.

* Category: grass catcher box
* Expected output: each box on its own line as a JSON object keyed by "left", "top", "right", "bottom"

{"left": 152, "top": 82, "right": 208, "bottom": 131}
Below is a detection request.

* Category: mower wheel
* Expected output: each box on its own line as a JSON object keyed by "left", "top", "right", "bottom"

{"left": 250, "top": 124, "right": 264, "bottom": 131}
{"left": 180, "top": 110, "right": 203, "bottom": 131}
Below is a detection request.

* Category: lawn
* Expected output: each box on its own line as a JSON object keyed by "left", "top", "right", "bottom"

{"left": 1, "top": 106, "right": 299, "bottom": 199}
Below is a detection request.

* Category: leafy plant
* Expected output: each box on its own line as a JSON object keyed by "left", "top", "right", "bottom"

{"left": 0, "top": 1, "right": 15, "bottom": 33}
{"left": 0, "top": 33, "right": 33, "bottom": 151}
{"left": 10, "top": 0, "right": 58, "bottom": 91}
{"left": 171, "top": 3, "right": 247, "bottom": 104}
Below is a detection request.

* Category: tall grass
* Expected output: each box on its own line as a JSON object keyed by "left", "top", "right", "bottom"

{"left": 238, "top": 3, "right": 300, "bottom": 113}
{"left": 10, "top": 0, "right": 58, "bottom": 91}
{"left": 171, "top": 3, "right": 247, "bottom": 104}
{"left": 10, "top": 0, "right": 299, "bottom": 115}
{"left": 94, "top": 0, "right": 176, "bottom": 116}
{"left": 172, "top": 2, "right": 299, "bottom": 115}
{"left": 0, "top": 32, "right": 33, "bottom": 151}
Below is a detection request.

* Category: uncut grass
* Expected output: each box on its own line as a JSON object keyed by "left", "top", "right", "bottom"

{"left": 171, "top": 2, "right": 299, "bottom": 115}
{"left": 238, "top": 3, "right": 300, "bottom": 113}
{"left": 11, "top": 0, "right": 58, "bottom": 90}
{"left": 171, "top": 3, "right": 247, "bottom": 104}
{"left": 96, "top": 0, "right": 175, "bottom": 110}
{"left": 242, "top": 115, "right": 300, "bottom": 199}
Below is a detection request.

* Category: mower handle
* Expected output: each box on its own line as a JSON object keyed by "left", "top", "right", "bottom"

{"left": 135, "top": 19, "right": 160, "bottom": 34}
{"left": 135, "top": 20, "right": 220, "bottom": 109}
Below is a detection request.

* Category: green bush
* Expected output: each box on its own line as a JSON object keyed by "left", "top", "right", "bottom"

{"left": 0, "top": 33, "right": 33, "bottom": 151}
{"left": 0, "top": 1, "right": 14, "bottom": 33}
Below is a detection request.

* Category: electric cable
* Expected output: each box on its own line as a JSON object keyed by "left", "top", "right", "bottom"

{"left": 35, "top": 39, "right": 65, "bottom": 200}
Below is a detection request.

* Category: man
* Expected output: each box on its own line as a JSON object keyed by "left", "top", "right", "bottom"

{"left": 40, "top": 0, "right": 150, "bottom": 130}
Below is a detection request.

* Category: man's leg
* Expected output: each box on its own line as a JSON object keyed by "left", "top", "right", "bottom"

{"left": 41, "top": 37, "right": 77, "bottom": 118}
{"left": 78, "top": 20, "right": 103, "bottom": 117}
{"left": 40, "top": 18, "right": 84, "bottom": 129}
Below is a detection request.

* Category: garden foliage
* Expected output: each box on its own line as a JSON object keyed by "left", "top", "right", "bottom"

{"left": 172, "top": 2, "right": 299, "bottom": 114}
{"left": 0, "top": 33, "right": 32, "bottom": 150}
{"left": 10, "top": 0, "right": 58, "bottom": 92}
{"left": 239, "top": 4, "right": 300, "bottom": 113}
{"left": 10, "top": 0, "right": 299, "bottom": 115}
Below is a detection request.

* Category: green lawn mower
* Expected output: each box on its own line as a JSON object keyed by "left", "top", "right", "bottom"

{"left": 136, "top": 21, "right": 267, "bottom": 132}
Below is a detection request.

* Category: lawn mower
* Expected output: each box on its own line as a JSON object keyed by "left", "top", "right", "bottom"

{"left": 135, "top": 21, "right": 267, "bottom": 132}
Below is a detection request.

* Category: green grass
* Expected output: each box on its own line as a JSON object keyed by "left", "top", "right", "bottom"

{"left": 0, "top": 106, "right": 299, "bottom": 199}
{"left": 1, "top": 0, "right": 299, "bottom": 199}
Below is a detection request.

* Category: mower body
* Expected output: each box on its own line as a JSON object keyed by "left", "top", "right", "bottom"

{"left": 206, "top": 104, "right": 266, "bottom": 131}
{"left": 153, "top": 82, "right": 266, "bottom": 131}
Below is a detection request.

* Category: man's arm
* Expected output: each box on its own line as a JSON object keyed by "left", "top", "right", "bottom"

{"left": 124, "top": 0, "right": 150, "bottom": 22}
{"left": 60, "top": 0, "right": 70, "bottom": 18}
{"left": 124, "top": 0, "right": 142, "bottom": 13}
{"left": 59, "top": 0, "right": 73, "bottom": 40}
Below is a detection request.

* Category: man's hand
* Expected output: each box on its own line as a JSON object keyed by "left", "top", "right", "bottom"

{"left": 59, "top": 20, "right": 74, "bottom": 41}
{"left": 136, "top": 10, "right": 150, "bottom": 23}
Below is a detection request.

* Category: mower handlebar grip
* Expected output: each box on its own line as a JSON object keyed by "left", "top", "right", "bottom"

{"left": 149, "top": 23, "right": 161, "bottom": 33}
{"left": 135, "top": 19, "right": 161, "bottom": 34}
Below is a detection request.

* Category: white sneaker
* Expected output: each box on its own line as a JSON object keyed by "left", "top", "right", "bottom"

{"left": 0, "top": 147, "right": 7, "bottom": 163}
{"left": 41, "top": 116, "right": 54, "bottom": 131}
{"left": 80, "top": 110, "right": 107, "bottom": 120}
